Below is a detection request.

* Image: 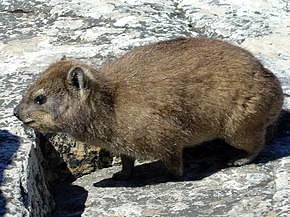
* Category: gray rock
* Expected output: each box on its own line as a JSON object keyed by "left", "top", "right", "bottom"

{"left": 41, "top": 133, "right": 112, "bottom": 181}
{"left": 0, "top": 0, "right": 289, "bottom": 216}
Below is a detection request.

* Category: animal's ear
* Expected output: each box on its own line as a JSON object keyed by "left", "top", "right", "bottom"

{"left": 61, "top": 55, "right": 67, "bottom": 61}
{"left": 67, "top": 66, "right": 89, "bottom": 93}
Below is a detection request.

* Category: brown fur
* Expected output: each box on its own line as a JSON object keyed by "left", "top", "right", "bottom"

{"left": 15, "top": 37, "right": 283, "bottom": 180}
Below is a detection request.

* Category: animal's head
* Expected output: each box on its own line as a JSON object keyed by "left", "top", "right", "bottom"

{"left": 14, "top": 60, "right": 99, "bottom": 135}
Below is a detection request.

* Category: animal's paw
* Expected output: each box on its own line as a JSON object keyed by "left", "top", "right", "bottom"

{"left": 228, "top": 152, "right": 259, "bottom": 167}
{"left": 228, "top": 157, "right": 253, "bottom": 167}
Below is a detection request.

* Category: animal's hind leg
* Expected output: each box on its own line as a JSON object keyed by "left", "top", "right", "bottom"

{"left": 226, "top": 128, "right": 266, "bottom": 166}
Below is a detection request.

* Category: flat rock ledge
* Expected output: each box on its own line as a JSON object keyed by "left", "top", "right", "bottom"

{"left": 0, "top": 0, "right": 289, "bottom": 216}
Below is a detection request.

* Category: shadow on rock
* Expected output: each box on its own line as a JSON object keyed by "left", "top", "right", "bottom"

{"left": 35, "top": 131, "right": 76, "bottom": 184}
{"left": 52, "top": 184, "right": 88, "bottom": 217}
{"left": 94, "top": 110, "right": 290, "bottom": 188}
{"left": 0, "top": 130, "right": 21, "bottom": 216}
{"left": 254, "top": 109, "right": 290, "bottom": 163}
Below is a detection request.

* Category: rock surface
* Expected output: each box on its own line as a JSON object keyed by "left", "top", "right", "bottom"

{"left": 43, "top": 133, "right": 112, "bottom": 180}
{"left": 0, "top": 0, "right": 289, "bottom": 216}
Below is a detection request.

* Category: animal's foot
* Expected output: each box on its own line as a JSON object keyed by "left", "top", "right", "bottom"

{"left": 228, "top": 152, "right": 259, "bottom": 166}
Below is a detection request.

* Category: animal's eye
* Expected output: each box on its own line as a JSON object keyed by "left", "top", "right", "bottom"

{"left": 34, "top": 95, "right": 47, "bottom": 105}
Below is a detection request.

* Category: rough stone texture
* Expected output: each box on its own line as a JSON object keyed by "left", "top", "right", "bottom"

{"left": 44, "top": 133, "right": 112, "bottom": 180}
{"left": 0, "top": 129, "right": 54, "bottom": 216}
{"left": 0, "top": 0, "right": 289, "bottom": 216}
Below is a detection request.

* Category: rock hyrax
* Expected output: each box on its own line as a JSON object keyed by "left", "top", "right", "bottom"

{"left": 14, "top": 37, "right": 283, "bottom": 180}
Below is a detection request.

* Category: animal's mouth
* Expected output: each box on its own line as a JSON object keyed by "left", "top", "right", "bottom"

{"left": 23, "top": 119, "right": 35, "bottom": 126}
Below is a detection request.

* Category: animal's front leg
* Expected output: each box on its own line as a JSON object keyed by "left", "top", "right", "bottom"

{"left": 112, "top": 154, "right": 135, "bottom": 180}
{"left": 162, "top": 146, "right": 183, "bottom": 177}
